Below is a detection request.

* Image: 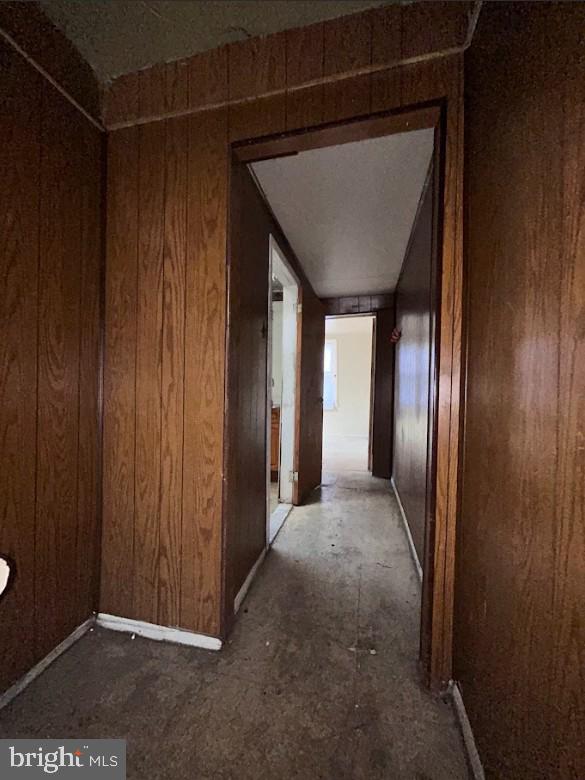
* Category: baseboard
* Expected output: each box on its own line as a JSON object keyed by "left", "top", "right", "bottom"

{"left": 0, "top": 617, "right": 94, "bottom": 711}
{"left": 234, "top": 547, "right": 266, "bottom": 615}
{"left": 269, "top": 503, "right": 292, "bottom": 545}
{"left": 449, "top": 681, "right": 485, "bottom": 780}
{"left": 391, "top": 477, "right": 423, "bottom": 581}
{"left": 95, "top": 613, "right": 222, "bottom": 651}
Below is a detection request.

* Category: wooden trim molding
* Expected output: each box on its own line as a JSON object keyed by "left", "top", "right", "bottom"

{"left": 322, "top": 294, "right": 394, "bottom": 316}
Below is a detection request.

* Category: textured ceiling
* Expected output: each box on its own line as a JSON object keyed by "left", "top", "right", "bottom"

{"left": 252, "top": 129, "right": 434, "bottom": 299}
{"left": 40, "top": 0, "right": 394, "bottom": 82}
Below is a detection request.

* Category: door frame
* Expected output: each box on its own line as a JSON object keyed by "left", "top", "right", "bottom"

{"left": 232, "top": 101, "right": 463, "bottom": 692}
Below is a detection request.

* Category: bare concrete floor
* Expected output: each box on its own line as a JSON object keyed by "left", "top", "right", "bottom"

{"left": 0, "top": 471, "right": 468, "bottom": 779}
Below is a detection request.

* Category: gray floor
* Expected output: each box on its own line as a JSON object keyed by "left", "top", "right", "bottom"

{"left": 0, "top": 471, "right": 468, "bottom": 779}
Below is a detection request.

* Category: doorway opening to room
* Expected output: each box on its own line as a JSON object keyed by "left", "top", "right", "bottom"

{"left": 266, "top": 236, "right": 299, "bottom": 544}
{"left": 322, "top": 314, "right": 375, "bottom": 474}
{"left": 226, "top": 104, "right": 463, "bottom": 691}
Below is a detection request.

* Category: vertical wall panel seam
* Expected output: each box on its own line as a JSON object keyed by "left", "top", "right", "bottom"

{"left": 132, "top": 127, "right": 141, "bottom": 615}
{"left": 156, "top": 120, "right": 168, "bottom": 623}
{"left": 178, "top": 115, "right": 189, "bottom": 625}
{"left": 32, "top": 75, "right": 44, "bottom": 661}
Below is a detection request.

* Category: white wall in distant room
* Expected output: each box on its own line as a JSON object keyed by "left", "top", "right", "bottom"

{"left": 323, "top": 315, "right": 373, "bottom": 438}
{"left": 271, "top": 300, "right": 283, "bottom": 406}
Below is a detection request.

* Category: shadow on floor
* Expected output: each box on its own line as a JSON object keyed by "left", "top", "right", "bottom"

{"left": 0, "top": 472, "right": 469, "bottom": 779}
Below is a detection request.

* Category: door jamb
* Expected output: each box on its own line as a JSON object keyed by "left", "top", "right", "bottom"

{"left": 232, "top": 102, "right": 463, "bottom": 692}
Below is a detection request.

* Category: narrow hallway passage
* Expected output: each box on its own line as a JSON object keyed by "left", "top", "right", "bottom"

{"left": 0, "top": 473, "right": 468, "bottom": 779}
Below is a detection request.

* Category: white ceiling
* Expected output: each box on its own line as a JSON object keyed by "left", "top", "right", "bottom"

{"left": 251, "top": 129, "right": 434, "bottom": 299}
{"left": 40, "top": 0, "right": 394, "bottom": 82}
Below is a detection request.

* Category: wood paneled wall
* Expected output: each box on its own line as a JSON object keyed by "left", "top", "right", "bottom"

{"left": 102, "top": 110, "right": 227, "bottom": 636}
{"left": 101, "top": 3, "right": 465, "bottom": 674}
{"left": 371, "top": 309, "right": 395, "bottom": 479}
{"left": 224, "top": 163, "right": 324, "bottom": 617}
{"left": 102, "top": 2, "right": 475, "bottom": 129}
{"left": 0, "top": 39, "right": 102, "bottom": 692}
{"left": 295, "top": 292, "right": 325, "bottom": 505}
{"left": 393, "top": 171, "right": 435, "bottom": 565}
{"left": 456, "top": 4, "right": 585, "bottom": 777}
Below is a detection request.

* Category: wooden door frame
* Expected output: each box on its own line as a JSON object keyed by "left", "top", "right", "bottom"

{"left": 232, "top": 101, "right": 463, "bottom": 692}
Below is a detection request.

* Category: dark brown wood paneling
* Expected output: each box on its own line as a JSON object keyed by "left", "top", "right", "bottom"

{"left": 393, "top": 174, "right": 434, "bottom": 564}
{"left": 456, "top": 4, "right": 585, "bottom": 777}
{"left": 35, "top": 82, "right": 84, "bottom": 658}
{"left": 295, "top": 290, "right": 325, "bottom": 504}
{"left": 188, "top": 46, "right": 228, "bottom": 111}
{"left": 228, "top": 33, "right": 286, "bottom": 102}
{"left": 0, "top": 40, "right": 103, "bottom": 692}
{"left": 224, "top": 162, "right": 271, "bottom": 612}
{"left": 101, "top": 4, "right": 473, "bottom": 129}
{"left": 322, "top": 13, "right": 372, "bottom": 123}
{"left": 0, "top": 40, "right": 41, "bottom": 692}
{"left": 102, "top": 127, "right": 139, "bottom": 617}
{"left": 180, "top": 109, "right": 227, "bottom": 636}
{"left": 159, "top": 115, "right": 188, "bottom": 627}
{"left": 285, "top": 23, "right": 324, "bottom": 131}
{"left": 371, "top": 309, "right": 394, "bottom": 479}
{"left": 133, "top": 122, "right": 165, "bottom": 623}
{"left": 75, "top": 114, "right": 103, "bottom": 624}
{"left": 321, "top": 294, "right": 393, "bottom": 316}
{"left": 0, "top": 1, "right": 101, "bottom": 122}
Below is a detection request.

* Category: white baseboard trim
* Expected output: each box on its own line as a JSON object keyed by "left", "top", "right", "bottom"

{"left": 234, "top": 547, "right": 266, "bottom": 615}
{"left": 0, "top": 617, "right": 94, "bottom": 711}
{"left": 96, "top": 613, "right": 222, "bottom": 651}
{"left": 269, "top": 503, "right": 292, "bottom": 545}
{"left": 391, "top": 477, "right": 423, "bottom": 581}
{"left": 449, "top": 680, "right": 485, "bottom": 780}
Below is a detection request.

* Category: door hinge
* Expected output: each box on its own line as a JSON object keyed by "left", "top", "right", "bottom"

{"left": 289, "top": 470, "right": 299, "bottom": 483}
{"left": 296, "top": 303, "right": 303, "bottom": 315}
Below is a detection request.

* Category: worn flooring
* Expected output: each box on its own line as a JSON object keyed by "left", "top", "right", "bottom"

{"left": 0, "top": 471, "right": 468, "bottom": 779}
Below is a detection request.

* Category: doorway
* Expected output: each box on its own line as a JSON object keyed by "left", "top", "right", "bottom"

{"left": 322, "top": 314, "right": 374, "bottom": 474}
{"left": 266, "top": 236, "right": 299, "bottom": 544}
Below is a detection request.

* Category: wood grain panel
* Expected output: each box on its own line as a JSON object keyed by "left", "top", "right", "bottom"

{"left": 0, "top": 40, "right": 41, "bottom": 692}
{"left": 322, "top": 13, "right": 372, "bottom": 123}
{"left": 133, "top": 122, "right": 165, "bottom": 623}
{"left": 295, "top": 290, "right": 325, "bottom": 504}
{"left": 553, "top": 10, "right": 585, "bottom": 771}
{"left": 74, "top": 117, "right": 103, "bottom": 623}
{"left": 35, "top": 82, "right": 83, "bottom": 657}
{"left": 188, "top": 46, "right": 228, "bottom": 111}
{"left": 103, "top": 71, "right": 140, "bottom": 127}
{"left": 102, "top": 127, "right": 139, "bottom": 617}
{"left": 393, "top": 174, "right": 434, "bottom": 564}
{"left": 370, "top": 4, "right": 401, "bottom": 69}
{"left": 0, "top": 1, "right": 101, "bottom": 122}
{"left": 401, "top": 1, "right": 472, "bottom": 60}
{"left": 165, "top": 59, "right": 189, "bottom": 115}
{"left": 228, "top": 32, "right": 286, "bottom": 102}
{"left": 371, "top": 309, "right": 393, "bottom": 479}
{"left": 159, "top": 115, "right": 188, "bottom": 627}
{"left": 224, "top": 162, "right": 270, "bottom": 611}
{"left": 456, "top": 4, "right": 585, "bottom": 776}
{"left": 228, "top": 93, "right": 286, "bottom": 144}
{"left": 180, "top": 108, "right": 227, "bottom": 635}
{"left": 101, "top": 4, "right": 474, "bottom": 129}
{"left": 139, "top": 63, "right": 166, "bottom": 121}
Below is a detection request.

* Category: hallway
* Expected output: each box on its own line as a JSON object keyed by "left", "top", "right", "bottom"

{"left": 0, "top": 473, "right": 468, "bottom": 779}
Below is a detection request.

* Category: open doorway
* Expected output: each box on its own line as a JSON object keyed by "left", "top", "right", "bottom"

{"left": 322, "top": 314, "right": 374, "bottom": 474}
{"left": 266, "top": 236, "right": 299, "bottom": 544}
